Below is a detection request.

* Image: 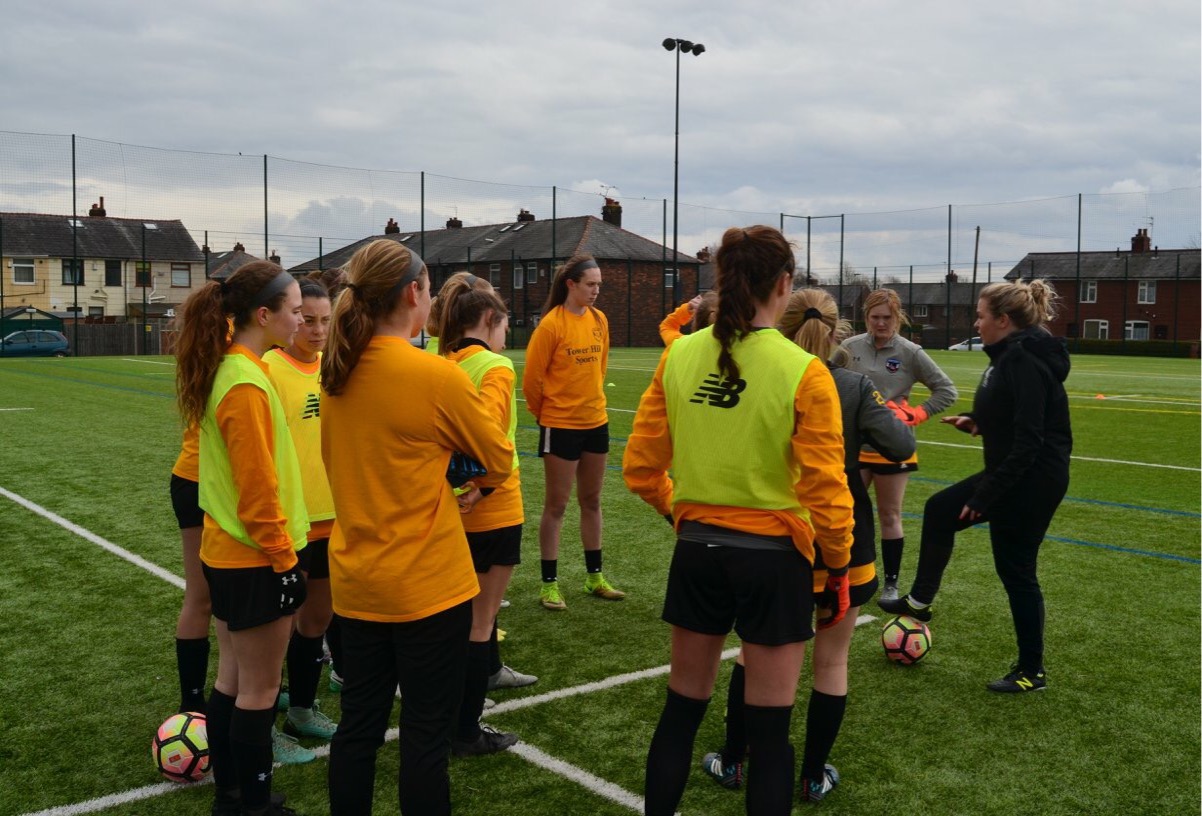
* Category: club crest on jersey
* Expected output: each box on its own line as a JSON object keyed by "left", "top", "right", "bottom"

{"left": 690, "top": 372, "right": 746, "bottom": 408}
{"left": 592, "top": 327, "right": 604, "bottom": 344}
{"left": 885, "top": 357, "right": 902, "bottom": 373}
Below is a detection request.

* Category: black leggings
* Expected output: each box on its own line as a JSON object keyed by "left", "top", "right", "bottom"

{"left": 910, "top": 471, "right": 1067, "bottom": 674}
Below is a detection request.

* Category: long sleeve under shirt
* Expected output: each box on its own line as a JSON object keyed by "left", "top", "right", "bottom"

{"left": 199, "top": 348, "right": 298, "bottom": 573}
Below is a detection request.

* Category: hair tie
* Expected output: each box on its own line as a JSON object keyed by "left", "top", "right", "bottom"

{"left": 464, "top": 273, "right": 479, "bottom": 287}
{"left": 802, "top": 307, "right": 823, "bottom": 323}
{"left": 344, "top": 282, "right": 358, "bottom": 292}
{"left": 251, "top": 270, "right": 296, "bottom": 308}
{"left": 217, "top": 278, "right": 230, "bottom": 295}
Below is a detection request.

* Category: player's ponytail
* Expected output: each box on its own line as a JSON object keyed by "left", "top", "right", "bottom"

{"left": 322, "top": 240, "right": 427, "bottom": 396}
{"left": 436, "top": 273, "right": 508, "bottom": 354}
{"left": 979, "top": 278, "right": 1059, "bottom": 330}
{"left": 175, "top": 260, "right": 292, "bottom": 427}
{"left": 779, "top": 288, "right": 849, "bottom": 364}
{"left": 712, "top": 225, "right": 795, "bottom": 382}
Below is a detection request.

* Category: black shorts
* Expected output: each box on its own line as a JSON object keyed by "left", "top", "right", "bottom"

{"left": 467, "top": 525, "right": 522, "bottom": 573}
{"left": 859, "top": 460, "right": 919, "bottom": 476}
{"left": 812, "top": 476, "right": 878, "bottom": 605}
{"left": 537, "top": 423, "right": 609, "bottom": 460}
{"left": 203, "top": 563, "right": 294, "bottom": 631}
{"left": 662, "top": 538, "right": 815, "bottom": 646}
{"left": 170, "top": 474, "right": 203, "bottom": 530}
{"left": 303, "top": 538, "right": 330, "bottom": 580}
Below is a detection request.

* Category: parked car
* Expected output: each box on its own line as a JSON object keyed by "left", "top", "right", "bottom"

{"left": 0, "top": 330, "right": 70, "bottom": 357}
{"left": 947, "top": 336, "right": 984, "bottom": 351}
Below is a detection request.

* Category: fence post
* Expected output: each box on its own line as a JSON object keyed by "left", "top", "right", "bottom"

{"left": 1074, "top": 193, "right": 1082, "bottom": 353}
{"left": 72, "top": 134, "right": 79, "bottom": 350}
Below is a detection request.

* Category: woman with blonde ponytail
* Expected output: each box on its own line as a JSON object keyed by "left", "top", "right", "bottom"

{"left": 320, "top": 240, "right": 515, "bottom": 815}
{"left": 881, "top": 279, "right": 1072, "bottom": 693}
{"left": 699, "top": 288, "right": 913, "bottom": 803}
{"left": 176, "top": 260, "right": 307, "bottom": 816}
{"left": 625, "top": 226, "right": 855, "bottom": 815}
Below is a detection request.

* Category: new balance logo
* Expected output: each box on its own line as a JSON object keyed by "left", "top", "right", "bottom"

{"left": 301, "top": 393, "right": 320, "bottom": 419}
{"left": 690, "top": 373, "right": 746, "bottom": 408}
{"left": 1016, "top": 677, "right": 1034, "bottom": 690}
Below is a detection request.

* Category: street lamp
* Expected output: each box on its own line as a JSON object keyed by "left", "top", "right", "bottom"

{"left": 662, "top": 36, "right": 705, "bottom": 293}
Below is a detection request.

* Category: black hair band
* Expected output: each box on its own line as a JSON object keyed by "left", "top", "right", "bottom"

{"left": 464, "top": 273, "right": 479, "bottom": 287}
{"left": 566, "top": 258, "right": 599, "bottom": 278}
{"left": 386, "top": 248, "right": 426, "bottom": 302}
{"left": 802, "top": 307, "right": 823, "bottom": 323}
{"left": 251, "top": 270, "right": 296, "bottom": 307}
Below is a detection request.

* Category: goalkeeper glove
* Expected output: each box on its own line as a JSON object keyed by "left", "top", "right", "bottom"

{"left": 276, "top": 564, "right": 307, "bottom": 612}
{"left": 446, "top": 452, "right": 487, "bottom": 488}
{"left": 886, "top": 398, "right": 929, "bottom": 427}
{"left": 816, "top": 567, "right": 850, "bottom": 630}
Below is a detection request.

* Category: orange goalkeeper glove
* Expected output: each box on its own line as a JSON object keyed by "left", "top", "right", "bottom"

{"left": 816, "top": 567, "right": 850, "bottom": 630}
{"left": 886, "top": 398, "right": 929, "bottom": 427}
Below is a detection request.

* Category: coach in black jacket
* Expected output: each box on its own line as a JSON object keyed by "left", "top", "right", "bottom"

{"left": 880, "top": 279, "right": 1071, "bottom": 693}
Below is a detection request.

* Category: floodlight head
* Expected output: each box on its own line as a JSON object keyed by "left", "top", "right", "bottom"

{"left": 678, "top": 40, "right": 694, "bottom": 51}
{"left": 662, "top": 38, "right": 677, "bottom": 51}
{"left": 691, "top": 43, "right": 706, "bottom": 56}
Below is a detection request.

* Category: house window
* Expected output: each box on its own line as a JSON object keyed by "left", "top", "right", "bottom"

{"left": 61, "top": 258, "right": 84, "bottom": 285}
{"left": 1137, "top": 280, "right": 1156, "bottom": 304}
{"left": 1079, "top": 280, "right": 1097, "bottom": 303}
{"left": 171, "top": 263, "right": 191, "bottom": 288}
{"left": 489, "top": 263, "right": 501, "bottom": 280}
{"left": 1083, "top": 319, "right": 1108, "bottom": 340}
{"left": 913, "top": 304, "right": 928, "bottom": 318}
{"left": 513, "top": 264, "right": 524, "bottom": 290}
{"left": 88, "top": 306, "right": 104, "bottom": 318}
{"left": 105, "top": 259, "right": 122, "bottom": 287}
{"left": 664, "top": 268, "right": 676, "bottom": 289}
{"left": 528, "top": 262, "right": 538, "bottom": 283}
{"left": 12, "top": 257, "right": 35, "bottom": 284}
{"left": 135, "top": 262, "right": 151, "bottom": 287}
{"left": 1124, "top": 320, "right": 1149, "bottom": 341}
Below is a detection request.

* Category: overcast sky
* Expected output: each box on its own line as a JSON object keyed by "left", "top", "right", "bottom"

{"left": 1, "top": 0, "right": 1198, "bottom": 275}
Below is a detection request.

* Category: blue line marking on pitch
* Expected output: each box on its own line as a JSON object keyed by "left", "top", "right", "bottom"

{"left": 899, "top": 511, "right": 1199, "bottom": 564}
{"left": 910, "top": 475, "right": 1199, "bottom": 518}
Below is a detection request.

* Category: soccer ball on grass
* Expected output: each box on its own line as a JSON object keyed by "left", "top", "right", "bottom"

{"left": 152, "top": 711, "right": 210, "bottom": 783}
{"left": 881, "top": 615, "right": 931, "bottom": 665}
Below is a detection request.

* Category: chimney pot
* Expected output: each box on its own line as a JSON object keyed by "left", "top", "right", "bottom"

{"left": 88, "top": 196, "right": 106, "bottom": 217}
{"left": 384, "top": 218, "right": 401, "bottom": 235}
{"left": 234, "top": 242, "right": 245, "bottom": 252}
{"left": 601, "top": 198, "right": 622, "bottom": 228}
{"left": 1131, "top": 229, "right": 1151, "bottom": 254}
{"left": 517, "top": 209, "right": 535, "bottom": 222}
{"left": 446, "top": 216, "right": 463, "bottom": 229}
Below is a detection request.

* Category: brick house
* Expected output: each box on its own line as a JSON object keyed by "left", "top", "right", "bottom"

{"left": 1006, "top": 230, "right": 1201, "bottom": 344}
{"left": 0, "top": 199, "right": 204, "bottom": 320}
{"left": 289, "top": 201, "right": 701, "bottom": 347}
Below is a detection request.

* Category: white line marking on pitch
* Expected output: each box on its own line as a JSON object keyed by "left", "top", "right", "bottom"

{"left": 121, "top": 358, "right": 175, "bottom": 365}
{"left": 0, "top": 407, "right": 34, "bottom": 411}
{"left": 919, "top": 440, "right": 1200, "bottom": 472}
{"left": 5, "top": 487, "right": 877, "bottom": 816}
{"left": 0, "top": 486, "right": 185, "bottom": 590}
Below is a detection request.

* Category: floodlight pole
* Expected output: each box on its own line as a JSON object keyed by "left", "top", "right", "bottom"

{"left": 664, "top": 37, "right": 705, "bottom": 294}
